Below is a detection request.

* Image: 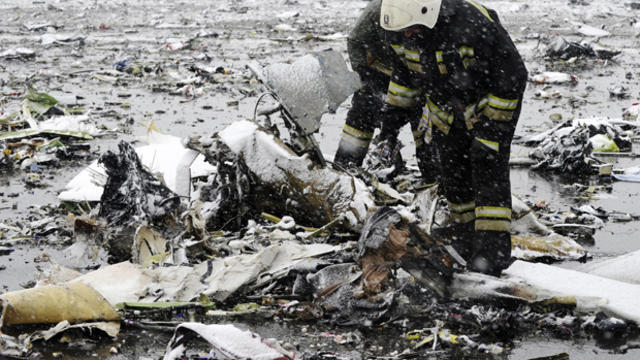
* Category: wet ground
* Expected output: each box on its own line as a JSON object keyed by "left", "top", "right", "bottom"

{"left": 1, "top": 0, "right": 640, "bottom": 358}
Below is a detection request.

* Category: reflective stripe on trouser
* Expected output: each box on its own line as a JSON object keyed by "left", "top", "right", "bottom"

{"left": 463, "top": 95, "right": 519, "bottom": 127}
{"left": 475, "top": 206, "right": 511, "bottom": 232}
{"left": 448, "top": 200, "right": 476, "bottom": 224}
{"left": 333, "top": 125, "right": 372, "bottom": 167}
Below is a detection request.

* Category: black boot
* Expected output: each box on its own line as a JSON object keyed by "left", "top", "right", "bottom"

{"left": 468, "top": 230, "right": 512, "bottom": 277}
{"left": 431, "top": 222, "right": 475, "bottom": 262}
{"left": 333, "top": 137, "right": 370, "bottom": 170}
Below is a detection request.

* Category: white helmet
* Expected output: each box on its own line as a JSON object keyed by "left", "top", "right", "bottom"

{"left": 380, "top": 0, "right": 442, "bottom": 31}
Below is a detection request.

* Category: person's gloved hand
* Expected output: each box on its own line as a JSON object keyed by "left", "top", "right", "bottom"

{"left": 372, "top": 139, "right": 402, "bottom": 169}
{"left": 365, "top": 138, "right": 404, "bottom": 183}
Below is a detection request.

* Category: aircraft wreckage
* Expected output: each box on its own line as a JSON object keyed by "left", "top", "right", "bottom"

{"left": 2, "top": 50, "right": 639, "bottom": 359}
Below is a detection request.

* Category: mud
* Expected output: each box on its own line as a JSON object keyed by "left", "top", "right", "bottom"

{"left": 1, "top": 0, "right": 640, "bottom": 358}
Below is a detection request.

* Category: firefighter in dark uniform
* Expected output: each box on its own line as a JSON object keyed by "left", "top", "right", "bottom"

{"left": 334, "top": 0, "right": 438, "bottom": 184}
{"left": 379, "top": 0, "right": 528, "bottom": 276}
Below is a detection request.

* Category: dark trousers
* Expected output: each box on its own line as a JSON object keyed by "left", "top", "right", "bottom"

{"left": 431, "top": 103, "right": 521, "bottom": 272}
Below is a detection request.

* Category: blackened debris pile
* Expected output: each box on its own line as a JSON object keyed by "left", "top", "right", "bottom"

{"left": 99, "top": 140, "right": 180, "bottom": 226}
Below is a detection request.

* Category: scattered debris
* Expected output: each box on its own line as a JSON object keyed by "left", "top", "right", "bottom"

{"left": 576, "top": 24, "right": 611, "bottom": 38}
{"left": 614, "top": 165, "right": 640, "bottom": 182}
{"left": 530, "top": 72, "right": 578, "bottom": 85}
{"left": 623, "top": 103, "right": 640, "bottom": 121}
{"left": 0, "top": 282, "right": 120, "bottom": 327}
{"left": 186, "top": 120, "right": 375, "bottom": 231}
{"left": 98, "top": 140, "right": 181, "bottom": 226}
{"left": 608, "top": 85, "right": 629, "bottom": 99}
{"left": 41, "top": 33, "right": 86, "bottom": 45}
{"left": 522, "top": 118, "right": 637, "bottom": 176}
{"left": 163, "top": 323, "right": 296, "bottom": 360}
{"left": 357, "top": 206, "right": 460, "bottom": 298}
{"left": 0, "top": 48, "right": 36, "bottom": 60}
{"left": 546, "top": 37, "right": 596, "bottom": 60}
{"left": 1, "top": 1, "right": 640, "bottom": 358}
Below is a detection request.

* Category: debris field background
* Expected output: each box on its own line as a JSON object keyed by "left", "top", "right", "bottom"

{"left": 1, "top": 0, "right": 640, "bottom": 359}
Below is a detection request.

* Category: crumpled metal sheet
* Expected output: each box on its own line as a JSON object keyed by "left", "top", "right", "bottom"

{"left": 307, "top": 263, "right": 362, "bottom": 299}
{"left": 259, "top": 50, "right": 360, "bottom": 135}
{"left": 68, "top": 261, "right": 154, "bottom": 305}
{"left": 57, "top": 241, "right": 347, "bottom": 304}
{"left": 132, "top": 225, "right": 168, "bottom": 265}
{"left": 355, "top": 207, "right": 413, "bottom": 295}
{"left": 504, "top": 260, "right": 640, "bottom": 323}
{"left": 190, "top": 120, "right": 376, "bottom": 231}
{"left": 29, "top": 320, "right": 121, "bottom": 342}
{"left": 530, "top": 126, "right": 595, "bottom": 174}
{"left": 305, "top": 263, "right": 396, "bottom": 326}
{"left": 0, "top": 282, "right": 120, "bottom": 327}
{"left": 613, "top": 165, "right": 640, "bottom": 183}
{"left": 511, "top": 233, "right": 585, "bottom": 261}
{"left": 546, "top": 36, "right": 596, "bottom": 60}
{"left": 356, "top": 206, "right": 403, "bottom": 259}
{"left": 510, "top": 195, "right": 586, "bottom": 261}
{"left": 0, "top": 333, "right": 30, "bottom": 358}
{"left": 58, "top": 125, "right": 215, "bottom": 202}
{"left": 578, "top": 249, "right": 640, "bottom": 284}
{"left": 356, "top": 205, "right": 457, "bottom": 299}
{"left": 192, "top": 241, "right": 345, "bottom": 302}
{"left": 163, "top": 323, "right": 296, "bottom": 360}
{"left": 359, "top": 225, "right": 408, "bottom": 295}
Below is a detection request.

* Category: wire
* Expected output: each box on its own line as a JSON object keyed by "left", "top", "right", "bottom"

{"left": 253, "top": 92, "right": 279, "bottom": 121}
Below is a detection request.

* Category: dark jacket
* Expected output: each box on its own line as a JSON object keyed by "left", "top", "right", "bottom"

{"left": 347, "top": 0, "right": 397, "bottom": 77}
{"left": 385, "top": 0, "right": 528, "bottom": 131}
